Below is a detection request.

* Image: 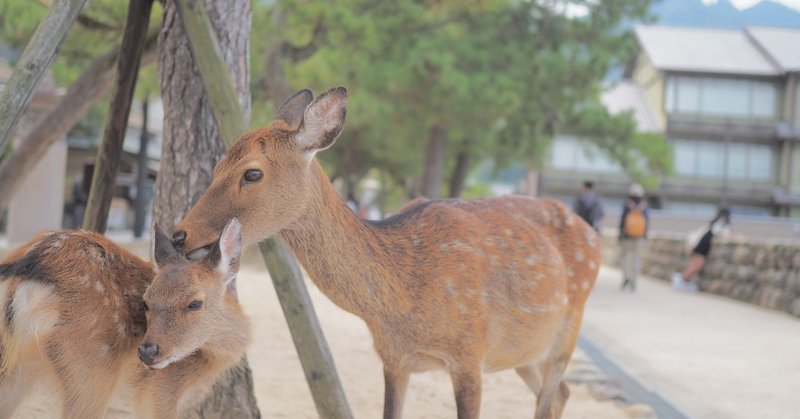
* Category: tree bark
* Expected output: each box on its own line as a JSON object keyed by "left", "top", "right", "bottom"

{"left": 82, "top": 0, "right": 153, "bottom": 233}
{"left": 447, "top": 136, "right": 475, "bottom": 198}
{"left": 0, "top": 38, "right": 157, "bottom": 213}
{"left": 155, "top": 1, "right": 258, "bottom": 418}
{"left": 0, "top": 0, "right": 88, "bottom": 152}
{"left": 420, "top": 124, "right": 448, "bottom": 199}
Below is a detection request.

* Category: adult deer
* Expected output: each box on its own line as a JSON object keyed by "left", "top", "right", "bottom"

{"left": 174, "top": 87, "right": 601, "bottom": 419}
{"left": 0, "top": 220, "right": 249, "bottom": 418}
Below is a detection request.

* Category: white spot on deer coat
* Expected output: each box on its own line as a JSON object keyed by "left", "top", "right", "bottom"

{"left": 94, "top": 281, "right": 104, "bottom": 293}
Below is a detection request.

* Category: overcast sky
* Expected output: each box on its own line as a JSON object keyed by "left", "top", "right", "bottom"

{"left": 702, "top": 0, "right": 800, "bottom": 11}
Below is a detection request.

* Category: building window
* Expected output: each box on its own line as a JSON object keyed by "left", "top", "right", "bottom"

{"left": 665, "top": 76, "right": 777, "bottom": 119}
{"left": 672, "top": 139, "right": 773, "bottom": 181}
{"left": 550, "top": 136, "right": 622, "bottom": 173}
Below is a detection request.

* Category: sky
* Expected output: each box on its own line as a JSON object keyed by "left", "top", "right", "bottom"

{"left": 701, "top": 0, "right": 800, "bottom": 11}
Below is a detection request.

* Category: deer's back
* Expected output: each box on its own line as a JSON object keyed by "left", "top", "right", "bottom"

{"left": 0, "top": 231, "right": 153, "bottom": 360}
{"left": 392, "top": 196, "right": 600, "bottom": 280}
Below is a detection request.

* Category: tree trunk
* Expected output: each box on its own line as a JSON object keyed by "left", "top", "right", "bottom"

{"left": 83, "top": 0, "right": 153, "bottom": 233}
{"left": 0, "top": 38, "right": 157, "bottom": 212}
{"left": 155, "top": 1, "right": 258, "bottom": 418}
{"left": 447, "top": 136, "right": 475, "bottom": 198}
{"left": 420, "top": 124, "right": 447, "bottom": 199}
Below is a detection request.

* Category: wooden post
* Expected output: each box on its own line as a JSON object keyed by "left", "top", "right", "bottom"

{"left": 0, "top": 0, "right": 87, "bottom": 153}
{"left": 175, "top": 1, "right": 354, "bottom": 418}
{"left": 83, "top": 0, "right": 154, "bottom": 232}
{"left": 133, "top": 99, "right": 150, "bottom": 238}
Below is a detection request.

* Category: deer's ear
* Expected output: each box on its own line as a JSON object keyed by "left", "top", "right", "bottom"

{"left": 153, "top": 224, "right": 180, "bottom": 269}
{"left": 294, "top": 86, "right": 347, "bottom": 159}
{"left": 206, "top": 218, "right": 242, "bottom": 285}
{"left": 275, "top": 89, "right": 314, "bottom": 131}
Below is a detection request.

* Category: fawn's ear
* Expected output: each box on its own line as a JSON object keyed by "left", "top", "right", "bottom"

{"left": 294, "top": 86, "right": 347, "bottom": 159}
{"left": 204, "top": 218, "right": 242, "bottom": 285}
{"left": 153, "top": 224, "right": 180, "bottom": 269}
{"left": 275, "top": 89, "right": 314, "bottom": 131}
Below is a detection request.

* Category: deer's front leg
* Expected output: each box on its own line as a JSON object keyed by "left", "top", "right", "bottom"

{"left": 383, "top": 367, "right": 410, "bottom": 419}
{"left": 450, "top": 366, "right": 482, "bottom": 419}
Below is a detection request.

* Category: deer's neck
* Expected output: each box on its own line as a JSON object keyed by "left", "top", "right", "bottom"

{"left": 279, "top": 162, "right": 410, "bottom": 317}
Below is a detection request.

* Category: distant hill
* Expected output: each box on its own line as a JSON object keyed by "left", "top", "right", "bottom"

{"left": 651, "top": 0, "right": 800, "bottom": 28}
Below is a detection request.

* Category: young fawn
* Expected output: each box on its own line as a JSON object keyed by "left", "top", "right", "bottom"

{"left": 0, "top": 219, "right": 249, "bottom": 418}
{"left": 174, "top": 88, "right": 601, "bottom": 419}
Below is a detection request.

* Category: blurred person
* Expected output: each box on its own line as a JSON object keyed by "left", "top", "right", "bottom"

{"left": 672, "top": 207, "right": 731, "bottom": 292}
{"left": 618, "top": 183, "right": 648, "bottom": 291}
{"left": 573, "top": 180, "right": 604, "bottom": 231}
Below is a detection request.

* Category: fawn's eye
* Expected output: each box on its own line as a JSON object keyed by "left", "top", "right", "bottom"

{"left": 187, "top": 300, "right": 203, "bottom": 310}
{"left": 242, "top": 169, "right": 262, "bottom": 183}
{"left": 143, "top": 302, "right": 149, "bottom": 311}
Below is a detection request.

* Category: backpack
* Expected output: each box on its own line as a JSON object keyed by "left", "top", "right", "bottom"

{"left": 624, "top": 206, "right": 646, "bottom": 238}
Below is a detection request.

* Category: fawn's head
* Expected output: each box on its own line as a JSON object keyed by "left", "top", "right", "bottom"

{"left": 138, "top": 219, "right": 242, "bottom": 369}
{"left": 174, "top": 87, "right": 348, "bottom": 258}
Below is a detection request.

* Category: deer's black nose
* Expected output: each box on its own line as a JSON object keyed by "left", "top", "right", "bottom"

{"left": 172, "top": 230, "right": 186, "bottom": 250}
{"left": 138, "top": 342, "right": 160, "bottom": 364}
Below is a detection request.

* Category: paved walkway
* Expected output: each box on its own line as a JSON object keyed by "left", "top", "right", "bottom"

{"left": 582, "top": 266, "right": 800, "bottom": 419}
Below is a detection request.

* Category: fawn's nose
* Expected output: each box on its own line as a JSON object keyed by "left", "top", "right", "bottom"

{"left": 138, "top": 342, "right": 160, "bottom": 364}
{"left": 172, "top": 230, "right": 186, "bottom": 250}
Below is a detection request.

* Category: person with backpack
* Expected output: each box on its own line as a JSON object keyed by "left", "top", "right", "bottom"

{"left": 671, "top": 207, "right": 731, "bottom": 292}
{"left": 618, "top": 183, "right": 648, "bottom": 291}
{"left": 573, "top": 180, "right": 604, "bottom": 231}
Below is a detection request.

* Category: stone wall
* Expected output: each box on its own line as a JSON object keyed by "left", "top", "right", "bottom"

{"left": 606, "top": 233, "right": 800, "bottom": 318}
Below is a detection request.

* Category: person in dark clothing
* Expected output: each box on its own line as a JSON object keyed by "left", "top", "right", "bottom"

{"left": 618, "top": 183, "right": 648, "bottom": 291}
{"left": 672, "top": 207, "right": 731, "bottom": 292}
{"left": 573, "top": 180, "right": 604, "bottom": 231}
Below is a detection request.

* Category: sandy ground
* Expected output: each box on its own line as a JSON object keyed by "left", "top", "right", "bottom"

{"left": 10, "top": 262, "right": 634, "bottom": 418}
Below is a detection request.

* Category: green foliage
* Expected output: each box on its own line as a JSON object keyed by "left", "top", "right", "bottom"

{"left": 0, "top": 0, "right": 165, "bottom": 153}
{"left": 0, "top": 0, "right": 163, "bottom": 108}
{"left": 252, "top": 0, "right": 668, "bottom": 199}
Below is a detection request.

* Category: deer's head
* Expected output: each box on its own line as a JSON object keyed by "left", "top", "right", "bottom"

{"left": 174, "top": 87, "right": 348, "bottom": 258}
{"left": 138, "top": 219, "right": 242, "bottom": 369}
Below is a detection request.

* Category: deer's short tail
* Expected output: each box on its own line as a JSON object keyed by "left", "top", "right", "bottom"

{"left": 0, "top": 275, "right": 59, "bottom": 377}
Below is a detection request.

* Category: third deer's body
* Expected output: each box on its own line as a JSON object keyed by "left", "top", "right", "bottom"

{"left": 175, "top": 87, "right": 601, "bottom": 418}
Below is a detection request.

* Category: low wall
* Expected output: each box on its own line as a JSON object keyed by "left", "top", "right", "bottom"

{"left": 604, "top": 233, "right": 800, "bottom": 318}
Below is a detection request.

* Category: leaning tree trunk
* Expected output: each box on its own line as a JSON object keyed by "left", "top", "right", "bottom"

{"left": 420, "top": 124, "right": 448, "bottom": 199}
{"left": 447, "top": 136, "right": 475, "bottom": 198}
{"left": 154, "top": 1, "right": 259, "bottom": 418}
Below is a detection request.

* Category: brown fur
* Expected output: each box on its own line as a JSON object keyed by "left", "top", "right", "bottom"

{"left": 0, "top": 229, "right": 250, "bottom": 418}
{"left": 176, "top": 87, "right": 601, "bottom": 419}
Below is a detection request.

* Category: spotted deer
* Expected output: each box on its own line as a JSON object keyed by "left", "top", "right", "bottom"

{"left": 174, "top": 87, "right": 601, "bottom": 419}
{"left": 0, "top": 219, "right": 249, "bottom": 418}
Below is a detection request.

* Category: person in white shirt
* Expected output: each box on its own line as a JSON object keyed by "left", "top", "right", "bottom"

{"left": 672, "top": 207, "right": 731, "bottom": 292}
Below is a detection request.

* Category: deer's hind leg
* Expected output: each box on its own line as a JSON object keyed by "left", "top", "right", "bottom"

{"left": 516, "top": 313, "right": 582, "bottom": 419}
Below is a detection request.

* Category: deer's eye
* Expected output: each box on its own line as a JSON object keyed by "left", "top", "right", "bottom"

{"left": 187, "top": 300, "right": 203, "bottom": 310}
{"left": 243, "top": 169, "right": 262, "bottom": 183}
{"left": 143, "top": 302, "right": 149, "bottom": 311}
